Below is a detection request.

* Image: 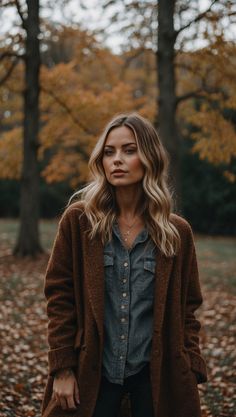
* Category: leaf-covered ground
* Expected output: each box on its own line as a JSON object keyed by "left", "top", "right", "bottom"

{"left": 0, "top": 220, "right": 235, "bottom": 417}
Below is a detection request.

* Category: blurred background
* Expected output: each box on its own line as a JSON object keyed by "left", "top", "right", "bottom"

{"left": 1, "top": 0, "right": 236, "bottom": 254}
{"left": 0, "top": 1, "right": 235, "bottom": 416}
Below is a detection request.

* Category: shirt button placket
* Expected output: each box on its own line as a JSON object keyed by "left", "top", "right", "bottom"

{"left": 119, "top": 258, "right": 130, "bottom": 379}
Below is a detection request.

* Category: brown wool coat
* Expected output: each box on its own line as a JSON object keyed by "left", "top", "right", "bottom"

{"left": 41, "top": 201, "right": 208, "bottom": 417}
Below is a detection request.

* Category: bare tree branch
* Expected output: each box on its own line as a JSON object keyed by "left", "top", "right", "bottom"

{"left": 175, "top": 0, "right": 218, "bottom": 36}
{"left": 41, "top": 85, "right": 93, "bottom": 158}
{"left": 0, "top": 59, "right": 18, "bottom": 86}
{"left": 15, "top": 0, "right": 27, "bottom": 29}
{"left": 120, "top": 46, "right": 146, "bottom": 76}
{"left": 1, "top": 1, "right": 15, "bottom": 6}
{"left": 1, "top": 0, "right": 27, "bottom": 28}
{"left": 176, "top": 84, "right": 228, "bottom": 105}
{"left": 0, "top": 51, "right": 25, "bottom": 61}
{"left": 176, "top": 89, "right": 203, "bottom": 104}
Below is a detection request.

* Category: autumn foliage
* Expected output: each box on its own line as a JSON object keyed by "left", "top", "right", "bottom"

{"left": 0, "top": 24, "right": 236, "bottom": 186}
{"left": 0, "top": 27, "right": 153, "bottom": 187}
{"left": 177, "top": 37, "right": 236, "bottom": 182}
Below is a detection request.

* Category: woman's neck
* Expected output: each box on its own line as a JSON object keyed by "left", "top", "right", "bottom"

{"left": 115, "top": 185, "right": 144, "bottom": 219}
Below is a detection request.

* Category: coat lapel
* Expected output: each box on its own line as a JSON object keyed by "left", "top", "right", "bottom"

{"left": 152, "top": 249, "right": 174, "bottom": 333}
{"left": 83, "top": 232, "right": 105, "bottom": 342}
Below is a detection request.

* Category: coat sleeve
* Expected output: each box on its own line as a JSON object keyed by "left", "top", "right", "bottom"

{"left": 183, "top": 224, "right": 208, "bottom": 384}
{"left": 44, "top": 210, "right": 78, "bottom": 376}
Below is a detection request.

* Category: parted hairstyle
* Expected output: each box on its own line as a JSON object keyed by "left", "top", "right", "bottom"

{"left": 69, "top": 112, "right": 181, "bottom": 256}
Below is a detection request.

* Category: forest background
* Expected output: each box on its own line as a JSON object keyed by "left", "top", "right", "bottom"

{"left": 0, "top": 0, "right": 236, "bottom": 257}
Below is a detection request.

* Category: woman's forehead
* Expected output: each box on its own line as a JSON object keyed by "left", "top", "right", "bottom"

{"left": 105, "top": 126, "right": 136, "bottom": 146}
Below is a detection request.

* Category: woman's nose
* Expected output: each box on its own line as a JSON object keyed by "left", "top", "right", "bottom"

{"left": 113, "top": 151, "right": 123, "bottom": 164}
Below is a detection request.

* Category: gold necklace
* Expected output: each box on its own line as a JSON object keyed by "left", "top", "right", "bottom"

{"left": 119, "top": 216, "right": 139, "bottom": 242}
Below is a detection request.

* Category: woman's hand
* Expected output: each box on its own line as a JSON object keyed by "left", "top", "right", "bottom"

{"left": 52, "top": 368, "right": 80, "bottom": 410}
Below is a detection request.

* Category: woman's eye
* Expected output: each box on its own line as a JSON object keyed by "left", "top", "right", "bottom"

{"left": 125, "top": 148, "right": 136, "bottom": 154}
{"left": 103, "top": 148, "right": 136, "bottom": 156}
{"left": 104, "top": 149, "right": 113, "bottom": 156}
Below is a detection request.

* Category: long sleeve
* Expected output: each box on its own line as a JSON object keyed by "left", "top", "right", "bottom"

{"left": 44, "top": 211, "right": 78, "bottom": 376}
{"left": 184, "top": 225, "right": 208, "bottom": 383}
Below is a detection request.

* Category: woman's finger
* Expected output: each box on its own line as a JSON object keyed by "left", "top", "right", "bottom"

{"left": 67, "top": 395, "right": 77, "bottom": 409}
{"left": 53, "top": 391, "right": 59, "bottom": 404}
{"left": 59, "top": 396, "right": 67, "bottom": 410}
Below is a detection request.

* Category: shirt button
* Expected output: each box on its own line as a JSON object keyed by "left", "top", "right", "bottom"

{"left": 123, "top": 279, "right": 127, "bottom": 283}
{"left": 124, "top": 262, "right": 128, "bottom": 267}
{"left": 121, "top": 305, "right": 125, "bottom": 309}
{"left": 119, "top": 355, "right": 123, "bottom": 359}
{"left": 121, "top": 318, "right": 126, "bottom": 322}
{"left": 121, "top": 335, "right": 125, "bottom": 339}
{"left": 122, "top": 292, "right": 127, "bottom": 297}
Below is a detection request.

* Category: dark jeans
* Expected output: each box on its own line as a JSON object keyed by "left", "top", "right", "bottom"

{"left": 92, "top": 363, "right": 155, "bottom": 417}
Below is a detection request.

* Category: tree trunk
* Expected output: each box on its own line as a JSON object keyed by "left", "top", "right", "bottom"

{"left": 14, "top": 0, "right": 43, "bottom": 256}
{"left": 156, "top": 0, "right": 182, "bottom": 212}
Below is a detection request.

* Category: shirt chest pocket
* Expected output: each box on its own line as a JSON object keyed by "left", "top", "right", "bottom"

{"left": 134, "top": 258, "right": 156, "bottom": 298}
{"left": 144, "top": 260, "right": 156, "bottom": 274}
{"left": 104, "top": 253, "right": 114, "bottom": 292}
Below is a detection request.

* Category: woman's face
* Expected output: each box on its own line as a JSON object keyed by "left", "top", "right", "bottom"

{"left": 102, "top": 126, "right": 145, "bottom": 187}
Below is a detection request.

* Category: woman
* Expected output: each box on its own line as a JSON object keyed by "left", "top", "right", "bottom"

{"left": 41, "top": 113, "right": 208, "bottom": 417}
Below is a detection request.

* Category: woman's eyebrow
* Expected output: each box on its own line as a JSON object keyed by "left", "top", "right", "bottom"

{"left": 123, "top": 142, "right": 137, "bottom": 147}
{"left": 104, "top": 142, "right": 137, "bottom": 148}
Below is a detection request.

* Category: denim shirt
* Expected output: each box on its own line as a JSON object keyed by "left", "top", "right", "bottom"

{"left": 102, "top": 221, "right": 157, "bottom": 385}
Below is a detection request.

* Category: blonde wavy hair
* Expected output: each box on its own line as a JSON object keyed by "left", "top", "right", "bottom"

{"left": 69, "top": 112, "right": 181, "bottom": 257}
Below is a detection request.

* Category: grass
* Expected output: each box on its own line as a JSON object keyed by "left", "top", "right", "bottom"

{"left": 0, "top": 218, "right": 57, "bottom": 252}
{"left": 195, "top": 234, "right": 236, "bottom": 293}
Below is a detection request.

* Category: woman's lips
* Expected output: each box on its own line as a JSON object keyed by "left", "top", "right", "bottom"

{"left": 112, "top": 170, "right": 127, "bottom": 176}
